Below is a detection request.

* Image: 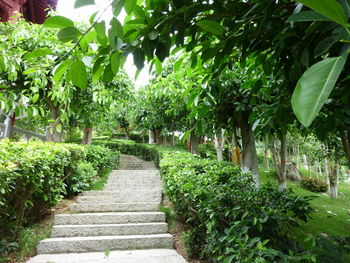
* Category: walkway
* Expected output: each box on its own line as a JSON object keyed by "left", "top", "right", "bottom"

{"left": 28, "top": 155, "right": 187, "bottom": 263}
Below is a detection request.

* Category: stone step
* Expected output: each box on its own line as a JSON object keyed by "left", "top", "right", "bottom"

{"left": 55, "top": 212, "right": 166, "bottom": 225}
{"left": 77, "top": 192, "right": 162, "bottom": 203}
{"left": 28, "top": 249, "right": 187, "bottom": 263}
{"left": 51, "top": 223, "right": 168, "bottom": 237}
{"left": 104, "top": 183, "right": 163, "bottom": 190}
{"left": 107, "top": 175, "right": 162, "bottom": 182}
{"left": 69, "top": 202, "right": 160, "bottom": 213}
{"left": 105, "top": 179, "right": 163, "bottom": 186}
{"left": 111, "top": 170, "right": 159, "bottom": 175}
{"left": 37, "top": 234, "right": 174, "bottom": 254}
{"left": 81, "top": 189, "right": 162, "bottom": 197}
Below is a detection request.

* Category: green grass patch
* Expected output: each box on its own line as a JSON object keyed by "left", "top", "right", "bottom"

{"left": 90, "top": 168, "right": 111, "bottom": 191}
{"left": 260, "top": 169, "right": 350, "bottom": 243}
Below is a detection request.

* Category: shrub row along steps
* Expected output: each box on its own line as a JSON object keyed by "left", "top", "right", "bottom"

{"left": 28, "top": 155, "right": 187, "bottom": 263}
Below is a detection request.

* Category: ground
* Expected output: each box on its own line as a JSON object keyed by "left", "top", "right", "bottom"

{"left": 260, "top": 170, "right": 350, "bottom": 244}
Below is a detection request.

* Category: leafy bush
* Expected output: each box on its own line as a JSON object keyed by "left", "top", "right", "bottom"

{"left": 199, "top": 143, "right": 230, "bottom": 161}
{"left": 84, "top": 144, "right": 120, "bottom": 171}
{"left": 312, "top": 235, "right": 350, "bottom": 263}
{"left": 300, "top": 177, "right": 328, "bottom": 193}
{"left": 159, "top": 151, "right": 314, "bottom": 262}
{"left": 94, "top": 139, "right": 160, "bottom": 166}
{"left": 0, "top": 140, "right": 120, "bottom": 240}
{"left": 112, "top": 132, "right": 148, "bottom": 143}
{"left": 65, "top": 162, "right": 96, "bottom": 195}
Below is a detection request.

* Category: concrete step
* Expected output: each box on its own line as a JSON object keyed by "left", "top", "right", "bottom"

{"left": 104, "top": 181, "right": 163, "bottom": 189}
{"left": 81, "top": 189, "right": 162, "bottom": 197}
{"left": 69, "top": 202, "right": 160, "bottom": 212}
{"left": 55, "top": 212, "right": 166, "bottom": 225}
{"left": 104, "top": 183, "right": 163, "bottom": 190}
{"left": 110, "top": 170, "right": 159, "bottom": 176}
{"left": 28, "top": 249, "right": 187, "bottom": 263}
{"left": 106, "top": 177, "right": 162, "bottom": 184}
{"left": 77, "top": 192, "right": 162, "bottom": 203}
{"left": 37, "top": 234, "right": 174, "bottom": 254}
{"left": 51, "top": 223, "right": 168, "bottom": 237}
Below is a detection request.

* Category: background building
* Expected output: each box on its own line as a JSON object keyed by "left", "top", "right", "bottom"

{"left": 0, "top": 0, "right": 57, "bottom": 23}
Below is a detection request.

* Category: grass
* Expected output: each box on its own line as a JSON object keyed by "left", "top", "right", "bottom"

{"left": 1, "top": 215, "right": 54, "bottom": 263}
{"left": 90, "top": 168, "right": 111, "bottom": 190}
{"left": 260, "top": 170, "right": 350, "bottom": 244}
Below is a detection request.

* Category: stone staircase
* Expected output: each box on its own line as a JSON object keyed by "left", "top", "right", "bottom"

{"left": 28, "top": 155, "right": 187, "bottom": 263}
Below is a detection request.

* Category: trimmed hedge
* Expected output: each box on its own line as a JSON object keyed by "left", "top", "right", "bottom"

{"left": 93, "top": 139, "right": 161, "bottom": 166}
{"left": 0, "top": 139, "right": 120, "bottom": 239}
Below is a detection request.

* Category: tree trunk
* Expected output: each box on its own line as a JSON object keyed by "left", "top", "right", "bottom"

{"left": 236, "top": 114, "right": 260, "bottom": 188}
{"left": 190, "top": 131, "right": 200, "bottom": 156}
{"left": 46, "top": 105, "right": 63, "bottom": 142}
{"left": 279, "top": 132, "right": 287, "bottom": 190}
{"left": 264, "top": 137, "right": 270, "bottom": 170}
{"left": 296, "top": 145, "right": 300, "bottom": 167}
{"left": 329, "top": 150, "right": 339, "bottom": 198}
{"left": 149, "top": 130, "right": 156, "bottom": 144}
{"left": 340, "top": 130, "right": 350, "bottom": 164}
{"left": 172, "top": 131, "right": 176, "bottom": 146}
{"left": 154, "top": 129, "right": 162, "bottom": 144}
{"left": 214, "top": 130, "right": 224, "bottom": 161}
{"left": 82, "top": 127, "right": 93, "bottom": 145}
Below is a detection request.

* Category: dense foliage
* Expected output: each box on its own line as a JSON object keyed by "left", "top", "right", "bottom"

{"left": 160, "top": 152, "right": 314, "bottom": 262}
{"left": 300, "top": 177, "right": 329, "bottom": 193}
{"left": 0, "top": 140, "right": 120, "bottom": 240}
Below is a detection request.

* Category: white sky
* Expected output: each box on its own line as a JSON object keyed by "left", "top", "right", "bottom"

{"left": 56, "top": 0, "right": 150, "bottom": 88}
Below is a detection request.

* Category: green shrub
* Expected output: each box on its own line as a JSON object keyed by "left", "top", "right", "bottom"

{"left": 312, "top": 235, "right": 350, "bottom": 263}
{"left": 300, "top": 177, "right": 328, "bottom": 193}
{"left": 199, "top": 143, "right": 230, "bottom": 161}
{"left": 65, "top": 162, "right": 96, "bottom": 195}
{"left": 93, "top": 139, "right": 160, "bottom": 166}
{"left": 112, "top": 132, "right": 148, "bottom": 143}
{"left": 0, "top": 140, "right": 120, "bottom": 240}
{"left": 84, "top": 145, "right": 120, "bottom": 171}
{"left": 159, "top": 151, "right": 314, "bottom": 262}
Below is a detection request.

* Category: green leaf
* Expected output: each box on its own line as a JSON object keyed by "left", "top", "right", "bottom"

{"left": 110, "top": 52, "right": 120, "bottom": 74}
{"left": 44, "top": 16, "right": 74, "bottom": 28}
{"left": 287, "top": 10, "right": 330, "bottom": 22}
{"left": 124, "top": 0, "right": 137, "bottom": 14}
{"left": 113, "top": 0, "right": 125, "bottom": 17}
{"left": 133, "top": 48, "right": 145, "bottom": 70}
{"left": 56, "top": 123, "right": 62, "bottom": 133}
{"left": 32, "top": 94, "right": 40, "bottom": 103}
{"left": 57, "top": 27, "right": 82, "bottom": 43}
{"left": 94, "top": 21, "right": 108, "bottom": 47}
{"left": 74, "top": 0, "right": 95, "bottom": 8}
{"left": 197, "top": 20, "right": 225, "bottom": 36}
{"left": 110, "top": 18, "right": 124, "bottom": 39}
{"left": 24, "top": 48, "right": 52, "bottom": 59}
{"left": 53, "top": 59, "right": 72, "bottom": 83}
{"left": 23, "top": 68, "right": 38, "bottom": 75}
{"left": 103, "top": 64, "right": 114, "bottom": 82}
{"left": 148, "top": 30, "right": 159, "bottom": 40}
{"left": 80, "top": 30, "right": 97, "bottom": 52}
{"left": 70, "top": 60, "right": 88, "bottom": 89}
{"left": 133, "top": 5, "right": 147, "bottom": 19}
{"left": 154, "top": 56, "right": 162, "bottom": 75}
{"left": 292, "top": 56, "right": 346, "bottom": 127}
{"left": 296, "top": 0, "right": 348, "bottom": 28}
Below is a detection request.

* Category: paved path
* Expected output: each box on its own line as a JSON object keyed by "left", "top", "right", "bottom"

{"left": 28, "top": 155, "right": 187, "bottom": 263}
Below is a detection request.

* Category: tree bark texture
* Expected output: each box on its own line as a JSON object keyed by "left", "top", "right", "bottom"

{"left": 190, "top": 131, "right": 200, "bottom": 156}
{"left": 236, "top": 114, "right": 260, "bottom": 188}
{"left": 82, "top": 127, "right": 93, "bottom": 145}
